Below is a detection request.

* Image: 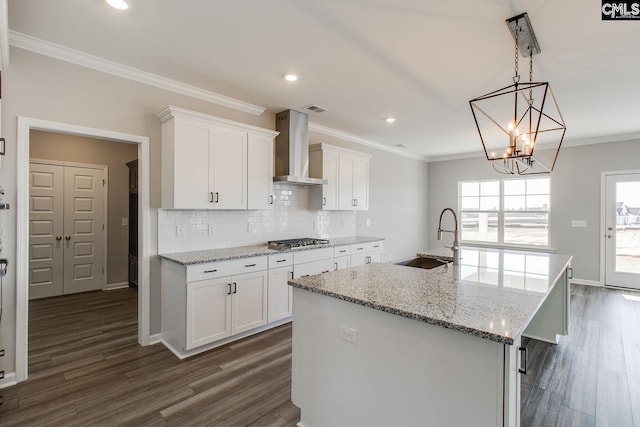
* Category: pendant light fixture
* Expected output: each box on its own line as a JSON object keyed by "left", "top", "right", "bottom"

{"left": 469, "top": 13, "right": 566, "bottom": 175}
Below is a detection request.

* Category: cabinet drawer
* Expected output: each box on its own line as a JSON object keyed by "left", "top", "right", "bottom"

{"left": 294, "top": 258, "right": 335, "bottom": 278}
{"left": 186, "top": 256, "right": 267, "bottom": 282}
{"left": 293, "top": 247, "right": 334, "bottom": 264}
{"left": 351, "top": 241, "right": 383, "bottom": 254}
{"left": 334, "top": 245, "right": 351, "bottom": 257}
{"left": 268, "top": 252, "right": 293, "bottom": 268}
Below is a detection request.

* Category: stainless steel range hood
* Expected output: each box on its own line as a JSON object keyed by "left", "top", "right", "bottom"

{"left": 273, "top": 109, "right": 327, "bottom": 185}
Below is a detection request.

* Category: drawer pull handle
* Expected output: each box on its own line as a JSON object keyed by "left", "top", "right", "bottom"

{"left": 203, "top": 269, "right": 218, "bottom": 273}
{"left": 334, "top": 262, "right": 338, "bottom": 271}
{"left": 269, "top": 195, "right": 274, "bottom": 205}
{"left": 245, "top": 263, "right": 257, "bottom": 268}
{"left": 373, "top": 245, "right": 380, "bottom": 248}
{"left": 209, "top": 192, "right": 214, "bottom": 203}
{"left": 227, "top": 283, "right": 232, "bottom": 295}
{"left": 321, "top": 270, "right": 330, "bottom": 274}
{"left": 233, "top": 282, "right": 237, "bottom": 294}
{"left": 356, "top": 247, "right": 364, "bottom": 251}
{"left": 518, "top": 346, "right": 528, "bottom": 375}
{"left": 276, "top": 259, "right": 287, "bottom": 263}
{"left": 214, "top": 192, "right": 220, "bottom": 203}
{"left": 339, "top": 250, "right": 347, "bottom": 253}
{"left": 302, "top": 274, "right": 310, "bottom": 278}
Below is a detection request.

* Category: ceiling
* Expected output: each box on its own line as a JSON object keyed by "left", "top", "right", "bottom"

{"left": 7, "top": 0, "right": 640, "bottom": 160}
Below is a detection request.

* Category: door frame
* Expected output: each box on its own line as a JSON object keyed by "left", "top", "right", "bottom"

{"left": 29, "top": 158, "right": 109, "bottom": 291}
{"left": 600, "top": 169, "right": 640, "bottom": 287}
{"left": 17, "top": 116, "right": 151, "bottom": 383}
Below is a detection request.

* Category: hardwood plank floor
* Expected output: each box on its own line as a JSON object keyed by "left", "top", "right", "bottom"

{"left": 1, "top": 284, "right": 638, "bottom": 426}
{"left": 521, "top": 284, "right": 640, "bottom": 427}
{"left": 0, "top": 289, "right": 299, "bottom": 426}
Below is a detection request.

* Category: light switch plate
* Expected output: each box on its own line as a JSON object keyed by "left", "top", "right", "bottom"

{"left": 339, "top": 324, "right": 358, "bottom": 345}
{"left": 122, "top": 218, "right": 128, "bottom": 226}
{"left": 176, "top": 224, "right": 185, "bottom": 237}
{"left": 571, "top": 220, "right": 587, "bottom": 228}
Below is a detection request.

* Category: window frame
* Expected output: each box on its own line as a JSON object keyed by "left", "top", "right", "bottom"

{"left": 458, "top": 177, "right": 552, "bottom": 250}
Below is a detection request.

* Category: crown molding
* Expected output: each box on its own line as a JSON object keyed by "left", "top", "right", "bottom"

{"left": 8, "top": 31, "right": 266, "bottom": 115}
{"left": 0, "top": 0, "right": 9, "bottom": 68}
{"left": 308, "top": 121, "right": 428, "bottom": 162}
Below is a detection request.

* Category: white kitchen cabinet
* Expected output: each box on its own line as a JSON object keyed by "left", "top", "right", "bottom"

{"left": 186, "top": 277, "right": 232, "bottom": 349}
{"left": 309, "top": 143, "right": 371, "bottom": 211}
{"left": 158, "top": 106, "right": 277, "bottom": 210}
{"left": 350, "top": 241, "right": 384, "bottom": 266}
{"left": 294, "top": 247, "right": 335, "bottom": 278}
{"left": 334, "top": 256, "right": 350, "bottom": 271}
{"left": 309, "top": 144, "right": 339, "bottom": 210}
{"left": 268, "top": 253, "right": 294, "bottom": 322}
{"left": 248, "top": 133, "right": 274, "bottom": 210}
{"left": 232, "top": 271, "right": 269, "bottom": 334}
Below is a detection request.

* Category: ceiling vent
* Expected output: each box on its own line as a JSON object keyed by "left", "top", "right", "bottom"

{"left": 304, "top": 104, "right": 329, "bottom": 114}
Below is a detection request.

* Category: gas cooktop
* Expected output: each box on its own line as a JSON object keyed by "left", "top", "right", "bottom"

{"left": 267, "top": 238, "right": 330, "bottom": 250}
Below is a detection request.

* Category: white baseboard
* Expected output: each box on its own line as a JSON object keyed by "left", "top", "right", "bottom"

{"left": 148, "top": 333, "right": 162, "bottom": 345}
{"left": 571, "top": 278, "right": 602, "bottom": 287}
{"left": 105, "top": 281, "right": 130, "bottom": 290}
{"left": 0, "top": 372, "right": 17, "bottom": 389}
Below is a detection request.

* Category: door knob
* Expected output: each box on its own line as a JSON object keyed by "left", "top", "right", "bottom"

{"left": 607, "top": 226, "right": 613, "bottom": 231}
{"left": 65, "top": 236, "right": 71, "bottom": 240}
{"left": 56, "top": 236, "right": 62, "bottom": 241}
{"left": 607, "top": 234, "right": 612, "bottom": 239}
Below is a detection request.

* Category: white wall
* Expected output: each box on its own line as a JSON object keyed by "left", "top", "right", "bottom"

{"left": 0, "top": 47, "right": 430, "bottom": 377}
{"left": 427, "top": 139, "right": 640, "bottom": 284}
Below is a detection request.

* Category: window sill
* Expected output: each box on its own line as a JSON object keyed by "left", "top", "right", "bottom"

{"left": 460, "top": 241, "right": 557, "bottom": 253}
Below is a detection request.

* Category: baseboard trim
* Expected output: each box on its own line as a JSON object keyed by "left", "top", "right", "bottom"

{"left": 105, "top": 282, "right": 129, "bottom": 290}
{"left": 148, "top": 333, "right": 162, "bottom": 345}
{"left": 571, "top": 278, "right": 602, "bottom": 287}
{"left": 0, "top": 372, "right": 17, "bottom": 389}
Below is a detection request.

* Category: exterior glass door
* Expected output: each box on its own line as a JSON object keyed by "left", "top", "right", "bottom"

{"left": 605, "top": 173, "right": 640, "bottom": 289}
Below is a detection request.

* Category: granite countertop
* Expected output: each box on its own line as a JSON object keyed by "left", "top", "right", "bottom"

{"left": 159, "top": 236, "right": 385, "bottom": 265}
{"left": 288, "top": 247, "right": 572, "bottom": 345}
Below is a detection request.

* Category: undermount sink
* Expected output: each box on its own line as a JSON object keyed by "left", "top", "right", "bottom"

{"left": 395, "top": 257, "right": 448, "bottom": 270}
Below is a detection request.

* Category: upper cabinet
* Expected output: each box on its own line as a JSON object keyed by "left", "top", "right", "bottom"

{"left": 158, "top": 106, "right": 278, "bottom": 210}
{"left": 309, "top": 143, "right": 371, "bottom": 211}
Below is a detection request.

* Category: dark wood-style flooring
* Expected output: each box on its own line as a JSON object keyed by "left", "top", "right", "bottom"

{"left": 0, "top": 289, "right": 299, "bottom": 426}
{"left": 0, "top": 284, "right": 638, "bottom": 426}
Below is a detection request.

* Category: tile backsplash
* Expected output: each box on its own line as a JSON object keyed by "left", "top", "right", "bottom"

{"left": 158, "top": 184, "right": 356, "bottom": 254}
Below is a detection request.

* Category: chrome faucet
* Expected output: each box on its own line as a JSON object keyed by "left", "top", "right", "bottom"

{"left": 437, "top": 208, "right": 459, "bottom": 265}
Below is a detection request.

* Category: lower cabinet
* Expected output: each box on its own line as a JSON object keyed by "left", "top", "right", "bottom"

{"left": 268, "top": 266, "right": 293, "bottom": 323}
{"left": 186, "top": 270, "right": 267, "bottom": 351}
{"left": 350, "top": 241, "right": 384, "bottom": 266}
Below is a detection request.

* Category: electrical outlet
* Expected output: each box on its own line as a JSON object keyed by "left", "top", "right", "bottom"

{"left": 176, "top": 225, "right": 185, "bottom": 237}
{"left": 208, "top": 224, "right": 216, "bottom": 235}
{"left": 121, "top": 218, "right": 128, "bottom": 226}
{"left": 339, "top": 324, "right": 358, "bottom": 345}
{"left": 366, "top": 218, "right": 371, "bottom": 227}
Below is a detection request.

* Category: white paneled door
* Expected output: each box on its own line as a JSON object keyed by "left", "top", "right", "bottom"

{"left": 605, "top": 172, "right": 640, "bottom": 290}
{"left": 29, "top": 162, "right": 105, "bottom": 299}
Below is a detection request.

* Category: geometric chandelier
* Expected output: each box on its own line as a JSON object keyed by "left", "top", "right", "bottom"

{"left": 469, "top": 13, "right": 566, "bottom": 175}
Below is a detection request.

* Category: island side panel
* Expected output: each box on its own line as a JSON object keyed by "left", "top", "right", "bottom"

{"left": 523, "top": 267, "right": 570, "bottom": 344}
{"left": 291, "top": 287, "right": 507, "bottom": 427}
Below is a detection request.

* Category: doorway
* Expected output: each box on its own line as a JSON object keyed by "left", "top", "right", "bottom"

{"left": 603, "top": 171, "right": 640, "bottom": 289}
{"left": 16, "top": 116, "right": 151, "bottom": 383}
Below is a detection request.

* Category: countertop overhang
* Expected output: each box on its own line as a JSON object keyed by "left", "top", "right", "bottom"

{"left": 289, "top": 246, "right": 573, "bottom": 345}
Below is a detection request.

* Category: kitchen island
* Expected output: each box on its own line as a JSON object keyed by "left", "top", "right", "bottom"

{"left": 289, "top": 247, "right": 572, "bottom": 427}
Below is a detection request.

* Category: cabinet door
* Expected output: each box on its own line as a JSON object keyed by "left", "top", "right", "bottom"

{"left": 268, "top": 267, "right": 293, "bottom": 322}
{"left": 232, "top": 271, "right": 268, "bottom": 334}
{"left": 186, "top": 278, "right": 232, "bottom": 350}
{"left": 247, "top": 134, "right": 274, "bottom": 210}
{"left": 322, "top": 149, "right": 340, "bottom": 210}
{"left": 368, "top": 250, "right": 383, "bottom": 263}
{"left": 212, "top": 126, "right": 247, "bottom": 210}
{"left": 338, "top": 155, "right": 354, "bottom": 209}
{"left": 173, "top": 120, "right": 213, "bottom": 209}
{"left": 350, "top": 253, "right": 368, "bottom": 267}
{"left": 334, "top": 256, "right": 350, "bottom": 271}
{"left": 352, "top": 155, "right": 369, "bottom": 210}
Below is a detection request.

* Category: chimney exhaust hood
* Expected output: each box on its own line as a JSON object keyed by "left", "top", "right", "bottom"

{"left": 273, "top": 109, "right": 327, "bottom": 185}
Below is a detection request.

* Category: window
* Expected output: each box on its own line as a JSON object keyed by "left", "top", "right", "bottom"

{"left": 459, "top": 177, "right": 550, "bottom": 247}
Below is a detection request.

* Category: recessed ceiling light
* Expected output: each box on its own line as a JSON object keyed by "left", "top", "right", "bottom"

{"left": 106, "top": 0, "right": 129, "bottom": 10}
{"left": 284, "top": 74, "right": 299, "bottom": 82}
{"left": 385, "top": 117, "right": 396, "bottom": 123}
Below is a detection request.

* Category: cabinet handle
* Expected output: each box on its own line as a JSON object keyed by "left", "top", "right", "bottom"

{"left": 322, "top": 197, "right": 326, "bottom": 206}
{"left": 356, "top": 247, "right": 364, "bottom": 251}
{"left": 233, "top": 282, "right": 237, "bottom": 294}
{"left": 269, "top": 195, "right": 274, "bottom": 205}
{"left": 302, "top": 274, "right": 310, "bottom": 278}
{"left": 567, "top": 267, "right": 574, "bottom": 279}
{"left": 215, "top": 192, "right": 220, "bottom": 203}
{"left": 339, "top": 249, "right": 347, "bottom": 253}
{"left": 373, "top": 245, "right": 380, "bottom": 248}
{"left": 203, "top": 269, "right": 218, "bottom": 273}
{"left": 290, "top": 271, "right": 294, "bottom": 280}
{"left": 354, "top": 199, "right": 358, "bottom": 207}
{"left": 65, "top": 236, "right": 71, "bottom": 241}
{"left": 518, "top": 346, "right": 528, "bottom": 375}
{"left": 366, "top": 256, "right": 371, "bottom": 264}
{"left": 321, "top": 270, "right": 330, "bottom": 274}
{"left": 245, "top": 263, "right": 257, "bottom": 268}
{"left": 227, "top": 283, "right": 232, "bottom": 295}
{"left": 352, "top": 199, "right": 356, "bottom": 207}
{"left": 56, "top": 236, "right": 62, "bottom": 241}
{"left": 276, "top": 259, "right": 287, "bottom": 263}
{"left": 334, "top": 262, "right": 338, "bottom": 271}
{"left": 209, "top": 192, "right": 214, "bottom": 203}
